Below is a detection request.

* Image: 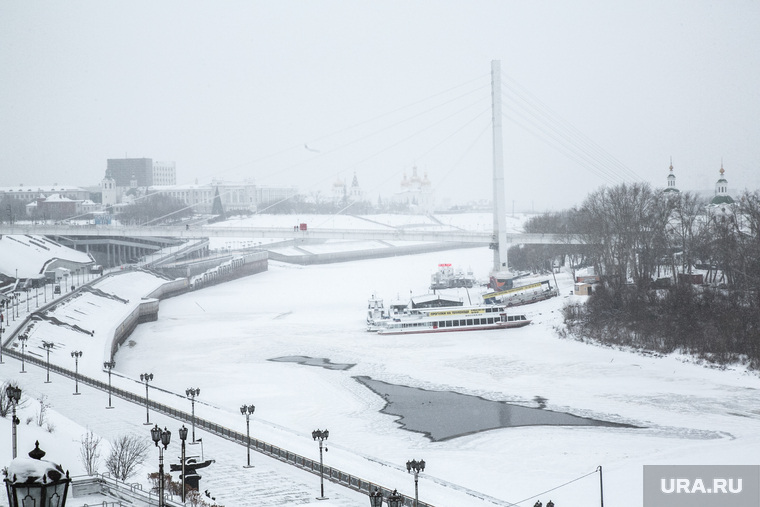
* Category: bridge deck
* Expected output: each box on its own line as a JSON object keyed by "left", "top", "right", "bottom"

{"left": 0, "top": 224, "right": 581, "bottom": 245}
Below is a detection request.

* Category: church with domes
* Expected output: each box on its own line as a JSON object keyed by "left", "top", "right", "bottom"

{"left": 392, "top": 166, "right": 434, "bottom": 214}
{"left": 662, "top": 158, "right": 680, "bottom": 196}
{"left": 709, "top": 164, "right": 735, "bottom": 206}
{"left": 662, "top": 159, "right": 739, "bottom": 212}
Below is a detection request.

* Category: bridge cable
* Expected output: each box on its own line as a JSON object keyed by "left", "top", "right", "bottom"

{"left": 509, "top": 468, "right": 601, "bottom": 506}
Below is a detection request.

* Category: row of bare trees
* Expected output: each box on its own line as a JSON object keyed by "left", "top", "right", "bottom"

{"left": 515, "top": 183, "right": 760, "bottom": 367}
{"left": 117, "top": 193, "right": 193, "bottom": 225}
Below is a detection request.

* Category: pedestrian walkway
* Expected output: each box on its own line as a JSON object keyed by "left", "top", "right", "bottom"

{"left": 1, "top": 346, "right": 432, "bottom": 507}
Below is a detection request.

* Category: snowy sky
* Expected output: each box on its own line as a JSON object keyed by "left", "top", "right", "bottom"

{"left": 2, "top": 1, "right": 759, "bottom": 211}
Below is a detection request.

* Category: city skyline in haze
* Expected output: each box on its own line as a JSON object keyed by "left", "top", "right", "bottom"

{"left": 2, "top": 1, "right": 759, "bottom": 211}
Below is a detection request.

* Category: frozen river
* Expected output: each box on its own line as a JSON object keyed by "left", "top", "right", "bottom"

{"left": 107, "top": 246, "right": 760, "bottom": 507}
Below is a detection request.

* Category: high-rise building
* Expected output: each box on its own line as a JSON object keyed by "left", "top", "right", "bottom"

{"left": 152, "top": 160, "right": 176, "bottom": 186}
{"left": 106, "top": 158, "right": 153, "bottom": 187}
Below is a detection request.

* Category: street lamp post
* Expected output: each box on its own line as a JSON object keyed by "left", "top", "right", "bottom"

{"left": 25, "top": 288, "right": 30, "bottom": 312}
{"left": 369, "top": 487, "right": 403, "bottom": 507}
{"left": 406, "top": 459, "right": 426, "bottom": 507}
{"left": 179, "top": 425, "right": 188, "bottom": 503}
{"left": 240, "top": 404, "right": 255, "bottom": 468}
{"left": 150, "top": 425, "right": 171, "bottom": 507}
{"left": 6, "top": 385, "right": 21, "bottom": 459}
{"left": 387, "top": 489, "right": 403, "bottom": 507}
{"left": 19, "top": 335, "right": 28, "bottom": 373}
{"left": 312, "top": 429, "right": 329, "bottom": 500}
{"left": 186, "top": 387, "right": 200, "bottom": 442}
{"left": 71, "top": 351, "right": 82, "bottom": 394}
{"left": 369, "top": 488, "right": 383, "bottom": 507}
{"left": 0, "top": 323, "right": 4, "bottom": 363}
{"left": 104, "top": 360, "right": 116, "bottom": 409}
{"left": 141, "top": 373, "right": 153, "bottom": 424}
{"left": 4, "top": 442, "right": 71, "bottom": 507}
{"left": 42, "top": 341, "right": 54, "bottom": 383}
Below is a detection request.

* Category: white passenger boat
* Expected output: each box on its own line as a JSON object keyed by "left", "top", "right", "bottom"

{"left": 376, "top": 304, "right": 530, "bottom": 335}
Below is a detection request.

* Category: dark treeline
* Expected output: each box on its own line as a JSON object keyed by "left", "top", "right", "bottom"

{"left": 513, "top": 183, "right": 760, "bottom": 368}
{"left": 118, "top": 193, "right": 192, "bottom": 225}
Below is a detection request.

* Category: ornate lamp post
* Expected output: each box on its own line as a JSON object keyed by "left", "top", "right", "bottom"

{"left": 150, "top": 425, "right": 171, "bottom": 507}
{"left": 312, "top": 429, "right": 329, "bottom": 500}
{"left": 388, "top": 489, "right": 404, "bottom": 507}
{"left": 186, "top": 387, "right": 200, "bottom": 442}
{"left": 371, "top": 489, "right": 403, "bottom": 507}
{"left": 104, "top": 360, "right": 116, "bottom": 409}
{"left": 406, "top": 459, "right": 426, "bottom": 507}
{"left": 42, "top": 341, "right": 54, "bottom": 383}
{"left": 0, "top": 322, "right": 4, "bottom": 364}
{"left": 4, "top": 441, "right": 71, "bottom": 507}
{"left": 71, "top": 351, "right": 82, "bottom": 394}
{"left": 5, "top": 385, "right": 21, "bottom": 458}
{"left": 140, "top": 373, "right": 153, "bottom": 424}
{"left": 369, "top": 487, "right": 383, "bottom": 507}
{"left": 18, "top": 335, "right": 28, "bottom": 373}
{"left": 178, "top": 425, "right": 188, "bottom": 503}
{"left": 240, "top": 404, "right": 255, "bottom": 468}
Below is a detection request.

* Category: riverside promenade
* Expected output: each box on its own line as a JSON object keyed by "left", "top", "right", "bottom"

{"left": 0, "top": 260, "right": 435, "bottom": 507}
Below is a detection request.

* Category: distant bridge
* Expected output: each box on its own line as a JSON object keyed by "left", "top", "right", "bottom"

{"left": 0, "top": 223, "right": 582, "bottom": 245}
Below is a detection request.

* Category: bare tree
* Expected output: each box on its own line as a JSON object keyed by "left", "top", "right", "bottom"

{"left": 79, "top": 430, "right": 102, "bottom": 476}
{"left": 35, "top": 395, "right": 49, "bottom": 427}
{"left": 666, "top": 191, "right": 705, "bottom": 276}
{"left": 105, "top": 433, "right": 151, "bottom": 481}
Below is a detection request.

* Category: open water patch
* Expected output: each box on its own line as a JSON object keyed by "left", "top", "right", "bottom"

{"left": 268, "top": 356, "right": 355, "bottom": 370}
{"left": 355, "top": 376, "right": 638, "bottom": 441}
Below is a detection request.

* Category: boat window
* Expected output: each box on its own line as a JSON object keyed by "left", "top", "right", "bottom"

{"left": 467, "top": 319, "right": 473, "bottom": 325}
